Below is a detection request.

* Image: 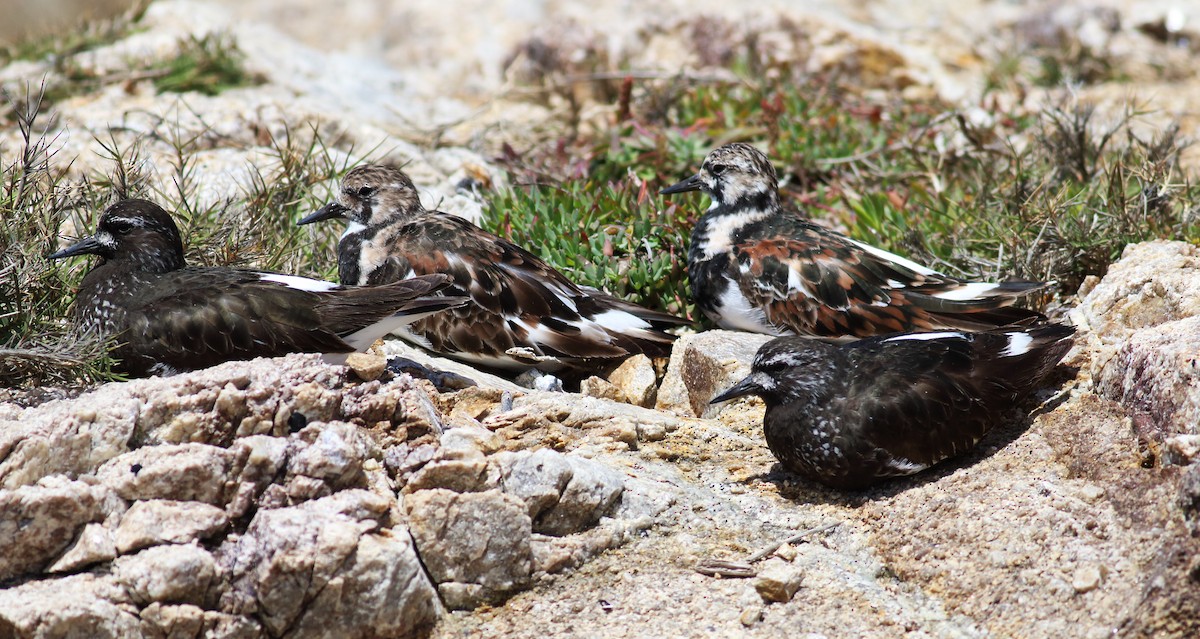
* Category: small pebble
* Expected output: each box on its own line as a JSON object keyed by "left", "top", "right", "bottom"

{"left": 1072, "top": 565, "right": 1106, "bottom": 594}
{"left": 739, "top": 606, "right": 763, "bottom": 626}
{"left": 753, "top": 559, "right": 804, "bottom": 603}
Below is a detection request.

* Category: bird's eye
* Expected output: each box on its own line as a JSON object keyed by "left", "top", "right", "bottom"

{"left": 710, "top": 164, "right": 727, "bottom": 176}
{"left": 357, "top": 186, "right": 376, "bottom": 198}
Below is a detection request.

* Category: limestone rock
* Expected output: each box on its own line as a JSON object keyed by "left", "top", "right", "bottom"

{"left": 405, "top": 488, "right": 532, "bottom": 607}
{"left": 0, "top": 477, "right": 117, "bottom": 582}
{"left": 580, "top": 375, "right": 628, "bottom": 403}
{"left": 113, "top": 500, "right": 229, "bottom": 554}
{"left": 286, "top": 420, "right": 376, "bottom": 489}
{"left": 754, "top": 558, "right": 804, "bottom": 603}
{"left": 1073, "top": 240, "right": 1200, "bottom": 350}
{"left": 345, "top": 351, "right": 386, "bottom": 381}
{"left": 1094, "top": 316, "right": 1200, "bottom": 440}
{"left": 0, "top": 573, "right": 143, "bottom": 637}
{"left": 655, "top": 330, "right": 773, "bottom": 418}
{"left": 218, "top": 489, "right": 440, "bottom": 637}
{"left": 536, "top": 455, "right": 624, "bottom": 536}
{"left": 113, "top": 543, "right": 222, "bottom": 607}
{"left": 97, "top": 443, "right": 237, "bottom": 505}
{"left": 484, "top": 391, "right": 689, "bottom": 452}
{"left": 47, "top": 522, "right": 117, "bottom": 573}
{"left": 0, "top": 392, "right": 140, "bottom": 490}
{"left": 607, "top": 354, "right": 659, "bottom": 408}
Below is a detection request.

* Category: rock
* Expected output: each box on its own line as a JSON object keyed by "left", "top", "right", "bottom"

{"left": 403, "top": 458, "right": 495, "bottom": 494}
{"left": 1073, "top": 241, "right": 1200, "bottom": 348}
{"left": 607, "top": 354, "right": 658, "bottom": 408}
{"left": 0, "top": 574, "right": 143, "bottom": 637}
{"left": 536, "top": 455, "right": 624, "bottom": 536}
{"left": 656, "top": 330, "right": 773, "bottom": 418}
{"left": 484, "top": 391, "right": 688, "bottom": 452}
{"left": 439, "top": 424, "right": 501, "bottom": 458}
{"left": 739, "top": 606, "right": 764, "bottom": 626}
{"left": 0, "top": 392, "right": 140, "bottom": 489}
{"left": 580, "top": 375, "right": 628, "bottom": 403}
{"left": 137, "top": 603, "right": 262, "bottom": 639}
{"left": 1165, "top": 435, "right": 1200, "bottom": 466}
{"left": 113, "top": 500, "right": 229, "bottom": 554}
{"left": 97, "top": 443, "right": 237, "bottom": 505}
{"left": 405, "top": 488, "right": 532, "bottom": 606}
{"left": 1181, "top": 464, "right": 1200, "bottom": 536}
{"left": 287, "top": 421, "right": 375, "bottom": 489}
{"left": 1094, "top": 316, "right": 1200, "bottom": 441}
{"left": 753, "top": 558, "right": 804, "bottom": 603}
{"left": 0, "top": 477, "right": 115, "bottom": 581}
{"left": 218, "top": 490, "right": 441, "bottom": 637}
{"left": 47, "top": 522, "right": 117, "bottom": 573}
{"left": 498, "top": 448, "right": 574, "bottom": 523}
{"left": 494, "top": 442, "right": 624, "bottom": 536}
{"left": 1071, "top": 564, "right": 1106, "bottom": 594}
{"left": 345, "top": 351, "right": 386, "bottom": 381}
{"left": 113, "top": 543, "right": 221, "bottom": 606}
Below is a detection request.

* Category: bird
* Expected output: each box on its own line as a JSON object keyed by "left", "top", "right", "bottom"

{"left": 48, "top": 198, "right": 466, "bottom": 378}
{"left": 710, "top": 323, "right": 1075, "bottom": 488}
{"left": 297, "top": 164, "right": 688, "bottom": 375}
{"left": 660, "top": 142, "right": 1049, "bottom": 339}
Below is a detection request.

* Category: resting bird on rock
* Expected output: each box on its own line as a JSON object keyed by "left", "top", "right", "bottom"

{"left": 49, "top": 198, "right": 464, "bottom": 378}
{"left": 711, "top": 324, "right": 1075, "bottom": 488}
{"left": 661, "top": 142, "right": 1049, "bottom": 339}
{"left": 299, "top": 164, "right": 688, "bottom": 375}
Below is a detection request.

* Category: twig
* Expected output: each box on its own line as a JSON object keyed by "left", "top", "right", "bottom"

{"left": 745, "top": 522, "right": 840, "bottom": 563}
{"left": 694, "top": 521, "right": 840, "bottom": 578}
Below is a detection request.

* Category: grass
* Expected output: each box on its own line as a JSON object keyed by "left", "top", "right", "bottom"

{"left": 0, "top": 94, "right": 120, "bottom": 386}
{"left": 483, "top": 178, "right": 692, "bottom": 317}
{"left": 0, "top": 0, "right": 151, "bottom": 65}
{"left": 3, "top": 14, "right": 260, "bottom": 125}
{"left": 150, "top": 34, "right": 263, "bottom": 96}
{"left": 4, "top": 11, "right": 1199, "bottom": 387}
{"left": 0, "top": 86, "right": 351, "bottom": 388}
{"left": 487, "top": 72, "right": 1200, "bottom": 319}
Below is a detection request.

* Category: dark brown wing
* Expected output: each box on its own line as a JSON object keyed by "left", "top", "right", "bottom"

{"left": 733, "top": 218, "right": 1046, "bottom": 338}
{"left": 841, "top": 325, "right": 1073, "bottom": 469}
{"left": 125, "top": 270, "right": 455, "bottom": 374}
{"left": 375, "top": 213, "right": 683, "bottom": 366}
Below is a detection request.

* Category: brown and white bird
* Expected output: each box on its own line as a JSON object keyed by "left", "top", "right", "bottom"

{"left": 661, "top": 143, "right": 1048, "bottom": 339}
{"left": 49, "top": 199, "right": 464, "bottom": 378}
{"left": 712, "top": 324, "right": 1075, "bottom": 488}
{"left": 298, "top": 164, "right": 688, "bottom": 374}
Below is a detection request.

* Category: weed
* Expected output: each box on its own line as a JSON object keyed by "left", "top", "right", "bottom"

{"left": 0, "top": 91, "right": 119, "bottom": 387}
{"left": 1, "top": 91, "right": 352, "bottom": 387}
{"left": 151, "top": 33, "right": 263, "bottom": 96}
{"left": 482, "top": 177, "right": 694, "bottom": 319}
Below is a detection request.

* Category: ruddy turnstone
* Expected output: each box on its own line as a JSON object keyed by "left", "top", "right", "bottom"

{"left": 298, "top": 164, "right": 688, "bottom": 374}
{"left": 661, "top": 143, "right": 1048, "bottom": 339}
{"left": 711, "top": 324, "right": 1075, "bottom": 488}
{"left": 49, "top": 199, "right": 465, "bottom": 378}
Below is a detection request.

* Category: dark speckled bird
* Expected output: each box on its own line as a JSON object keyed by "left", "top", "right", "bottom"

{"left": 711, "top": 324, "right": 1075, "bottom": 488}
{"left": 49, "top": 199, "right": 465, "bottom": 378}
{"left": 298, "top": 164, "right": 688, "bottom": 374}
{"left": 661, "top": 143, "right": 1049, "bottom": 339}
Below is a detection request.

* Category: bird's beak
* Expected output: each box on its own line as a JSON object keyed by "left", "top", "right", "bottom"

{"left": 47, "top": 235, "right": 103, "bottom": 260}
{"left": 710, "top": 372, "right": 765, "bottom": 404}
{"left": 660, "top": 173, "right": 705, "bottom": 195}
{"left": 298, "top": 202, "right": 349, "bottom": 225}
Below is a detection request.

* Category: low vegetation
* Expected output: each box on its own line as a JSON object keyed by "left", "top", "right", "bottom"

{"left": 3, "top": 10, "right": 1198, "bottom": 387}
